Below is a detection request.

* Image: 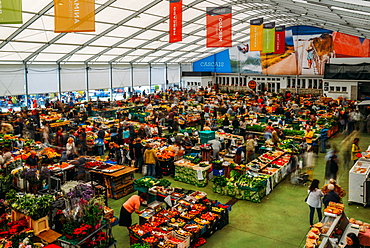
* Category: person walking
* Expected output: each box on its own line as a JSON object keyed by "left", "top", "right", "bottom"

{"left": 351, "top": 138, "right": 361, "bottom": 165}
{"left": 245, "top": 134, "right": 255, "bottom": 163}
{"left": 325, "top": 149, "right": 339, "bottom": 181}
{"left": 322, "top": 184, "right": 340, "bottom": 208}
{"left": 306, "top": 179, "right": 323, "bottom": 227}
{"left": 66, "top": 137, "right": 77, "bottom": 160}
{"left": 143, "top": 143, "right": 157, "bottom": 177}
{"left": 119, "top": 193, "right": 147, "bottom": 228}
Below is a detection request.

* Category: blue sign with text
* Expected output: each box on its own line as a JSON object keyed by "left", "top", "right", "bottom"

{"left": 193, "top": 50, "right": 231, "bottom": 73}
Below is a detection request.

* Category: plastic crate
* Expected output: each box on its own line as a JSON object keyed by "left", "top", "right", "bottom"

{"left": 200, "top": 137, "right": 213, "bottom": 144}
{"left": 199, "top": 131, "right": 215, "bottom": 140}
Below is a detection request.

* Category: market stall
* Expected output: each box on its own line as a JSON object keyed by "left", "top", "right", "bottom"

{"left": 129, "top": 182, "right": 231, "bottom": 248}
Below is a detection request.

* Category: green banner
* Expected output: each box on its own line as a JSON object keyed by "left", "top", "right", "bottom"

{"left": 0, "top": 0, "right": 22, "bottom": 24}
{"left": 262, "top": 22, "right": 275, "bottom": 53}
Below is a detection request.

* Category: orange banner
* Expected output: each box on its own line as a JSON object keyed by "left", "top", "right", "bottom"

{"left": 250, "top": 18, "right": 263, "bottom": 51}
{"left": 54, "top": 0, "right": 95, "bottom": 33}
{"left": 206, "top": 7, "right": 232, "bottom": 48}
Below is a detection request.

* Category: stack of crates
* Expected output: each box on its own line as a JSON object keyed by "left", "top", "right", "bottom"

{"left": 199, "top": 131, "right": 215, "bottom": 144}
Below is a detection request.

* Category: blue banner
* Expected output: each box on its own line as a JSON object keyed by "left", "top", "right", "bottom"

{"left": 193, "top": 50, "right": 232, "bottom": 73}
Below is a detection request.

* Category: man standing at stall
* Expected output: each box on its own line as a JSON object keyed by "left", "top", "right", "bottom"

{"left": 25, "top": 151, "right": 39, "bottom": 169}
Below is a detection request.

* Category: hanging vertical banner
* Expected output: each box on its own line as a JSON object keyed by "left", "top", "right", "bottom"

{"left": 250, "top": 18, "right": 263, "bottom": 51}
{"left": 206, "top": 6, "right": 232, "bottom": 48}
{"left": 169, "top": 0, "right": 182, "bottom": 43}
{"left": 0, "top": 0, "right": 22, "bottom": 24}
{"left": 54, "top": 0, "right": 95, "bottom": 33}
{"left": 274, "top": 26, "right": 286, "bottom": 54}
{"left": 262, "top": 22, "right": 275, "bottom": 53}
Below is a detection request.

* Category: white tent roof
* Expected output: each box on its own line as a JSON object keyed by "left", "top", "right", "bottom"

{"left": 1, "top": 0, "right": 370, "bottom": 64}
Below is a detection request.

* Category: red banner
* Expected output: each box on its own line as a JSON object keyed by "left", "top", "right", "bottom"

{"left": 169, "top": 0, "right": 182, "bottom": 43}
{"left": 274, "top": 25, "right": 285, "bottom": 54}
{"left": 206, "top": 7, "right": 232, "bottom": 48}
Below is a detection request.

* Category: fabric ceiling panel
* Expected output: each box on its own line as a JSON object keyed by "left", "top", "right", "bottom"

{"left": 133, "top": 64, "right": 149, "bottom": 86}
{"left": 151, "top": 64, "right": 166, "bottom": 85}
{"left": 88, "top": 64, "right": 110, "bottom": 90}
{"left": 60, "top": 65, "right": 86, "bottom": 92}
{"left": 112, "top": 65, "right": 131, "bottom": 88}
{"left": 0, "top": 64, "right": 25, "bottom": 96}
{"left": 167, "top": 64, "right": 180, "bottom": 84}
{"left": 28, "top": 65, "right": 58, "bottom": 94}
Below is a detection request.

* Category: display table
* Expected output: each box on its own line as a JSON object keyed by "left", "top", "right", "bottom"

{"left": 88, "top": 167, "right": 137, "bottom": 199}
{"left": 359, "top": 228, "right": 370, "bottom": 247}
{"left": 174, "top": 160, "right": 210, "bottom": 187}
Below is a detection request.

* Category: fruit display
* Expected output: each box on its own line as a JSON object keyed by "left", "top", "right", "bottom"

{"left": 324, "top": 202, "right": 344, "bottom": 216}
{"left": 48, "top": 162, "right": 72, "bottom": 170}
{"left": 40, "top": 147, "right": 61, "bottom": 158}
{"left": 129, "top": 223, "right": 155, "bottom": 237}
{"left": 174, "top": 162, "right": 209, "bottom": 187}
{"left": 85, "top": 161, "right": 104, "bottom": 169}
{"left": 134, "top": 177, "right": 159, "bottom": 188}
{"left": 157, "top": 150, "right": 176, "bottom": 160}
{"left": 131, "top": 187, "right": 231, "bottom": 247}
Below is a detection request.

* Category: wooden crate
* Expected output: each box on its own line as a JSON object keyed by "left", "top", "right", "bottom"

{"left": 11, "top": 210, "right": 26, "bottom": 221}
{"left": 28, "top": 216, "right": 49, "bottom": 236}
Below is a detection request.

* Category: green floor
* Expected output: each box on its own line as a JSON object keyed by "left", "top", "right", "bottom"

{"left": 108, "top": 131, "right": 370, "bottom": 248}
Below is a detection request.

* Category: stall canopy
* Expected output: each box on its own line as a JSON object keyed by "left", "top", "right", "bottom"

{"left": 1, "top": 0, "right": 370, "bottom": 64}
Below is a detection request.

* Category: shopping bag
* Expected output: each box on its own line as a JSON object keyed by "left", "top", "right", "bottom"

{"left": 142, "top": 164, "right": 147, "bottom": 176}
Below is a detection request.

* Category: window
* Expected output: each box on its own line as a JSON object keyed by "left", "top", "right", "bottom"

{"left": 244, "top": 78, "right": 247, "bottom": 86}
{"left": 257, "top": 78, "right": 260, "bottom": 80}
{"left": 313, "top": 79, "right": 318, "bottom": 89}
{"left": 319, "top": 80, "right": 323, "bottom": 89}
{"left": 302, "top": 79, "right": 306, "bottom": 88}
{"left": 297, "top": 79, "right": 301, "bottom": 88}
{"left": 308, "top": 79, "right": 312, "bottom": 88}
{"left": 287, "top": 78, "right": 291, "bottom": 88}
{"left": 342, "top": 87, "right": 347, "bottom": 92}
{"left": 226, "top": 77, "right": 229, "bottom": 85}
{"left": 277, "top": 83, "right": 280, "bottom": 92}
{"left": 292, "top": 78, "right": 296, "bottom": 88}
{"left": 261, "top": 78, "right": 265, "bottom": 80}
{"left": 336, "top": 87, "right": 340, "bottom": 92}
{"left": 330, "top": 86, "right": 334, "bottom": 91}
{"left": 216, "top": 77, "right": 219, "bottom": 84}
{"left": 277, "top": 78, "right": 280, "bottom": 81}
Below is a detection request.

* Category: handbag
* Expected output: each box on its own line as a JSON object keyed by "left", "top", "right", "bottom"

{"left": 305, "top": 191, "right": 311, "bottom": 202}
{"left": 356, "top": 152, "right": 362, "bottom": 158}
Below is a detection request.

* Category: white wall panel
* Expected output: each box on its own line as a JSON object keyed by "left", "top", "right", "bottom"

{"left": 0, "top": 64, "right": 25, "bottom": 96}
{"left": 88, "top": 64, "right": 110, "bottom": 90}
{"left": 28, "top": 65, "right": 58, "bottom": 94}
{"left": 60, "top": 65, "right": 86, "bottom": 92}
{"left": 112, "top": 65, "right": 131, "bottom": 88}
{"left": 151, "top": 64, "right": 165, "bottom": 85}
{"left": 167, "top": 64, "right": 180, "bottom": 84}
{"left": 133, "top": 64, "right": 149, "bottom": 86}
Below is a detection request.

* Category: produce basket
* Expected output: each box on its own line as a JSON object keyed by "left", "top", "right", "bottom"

{"left": 134, "top": 176, "right": 158, "bottom": 193}
{"left": 199, "top": 131, "right": 215, "bottom": 140}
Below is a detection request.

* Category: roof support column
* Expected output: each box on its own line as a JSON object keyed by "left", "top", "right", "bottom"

{"left": 109, "top": 62, "right": 113, "bottom": 101}
{"left": 149, "top": 63, "right": 152, "bottom": 94}
{"left": 85, "top": 63, "right": 90, "bottom": 101}
{"left": 165, "top": 63, "right": 168, "bottom": 91}
{"left": 23, "top": 62, "right": 29, "bottom": 109}
{"left": 130, "top": 63, "right": 134, "bottom": 97}
{"left": 57, "top": 63, "right": 62, "bottom": 100}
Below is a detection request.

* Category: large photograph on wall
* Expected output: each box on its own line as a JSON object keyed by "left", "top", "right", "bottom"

{"left": 260, "top": 28, "right": 295, "bottom": 75}
{"left": 193, "top": 25, "right": 370, "bottom": 75}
